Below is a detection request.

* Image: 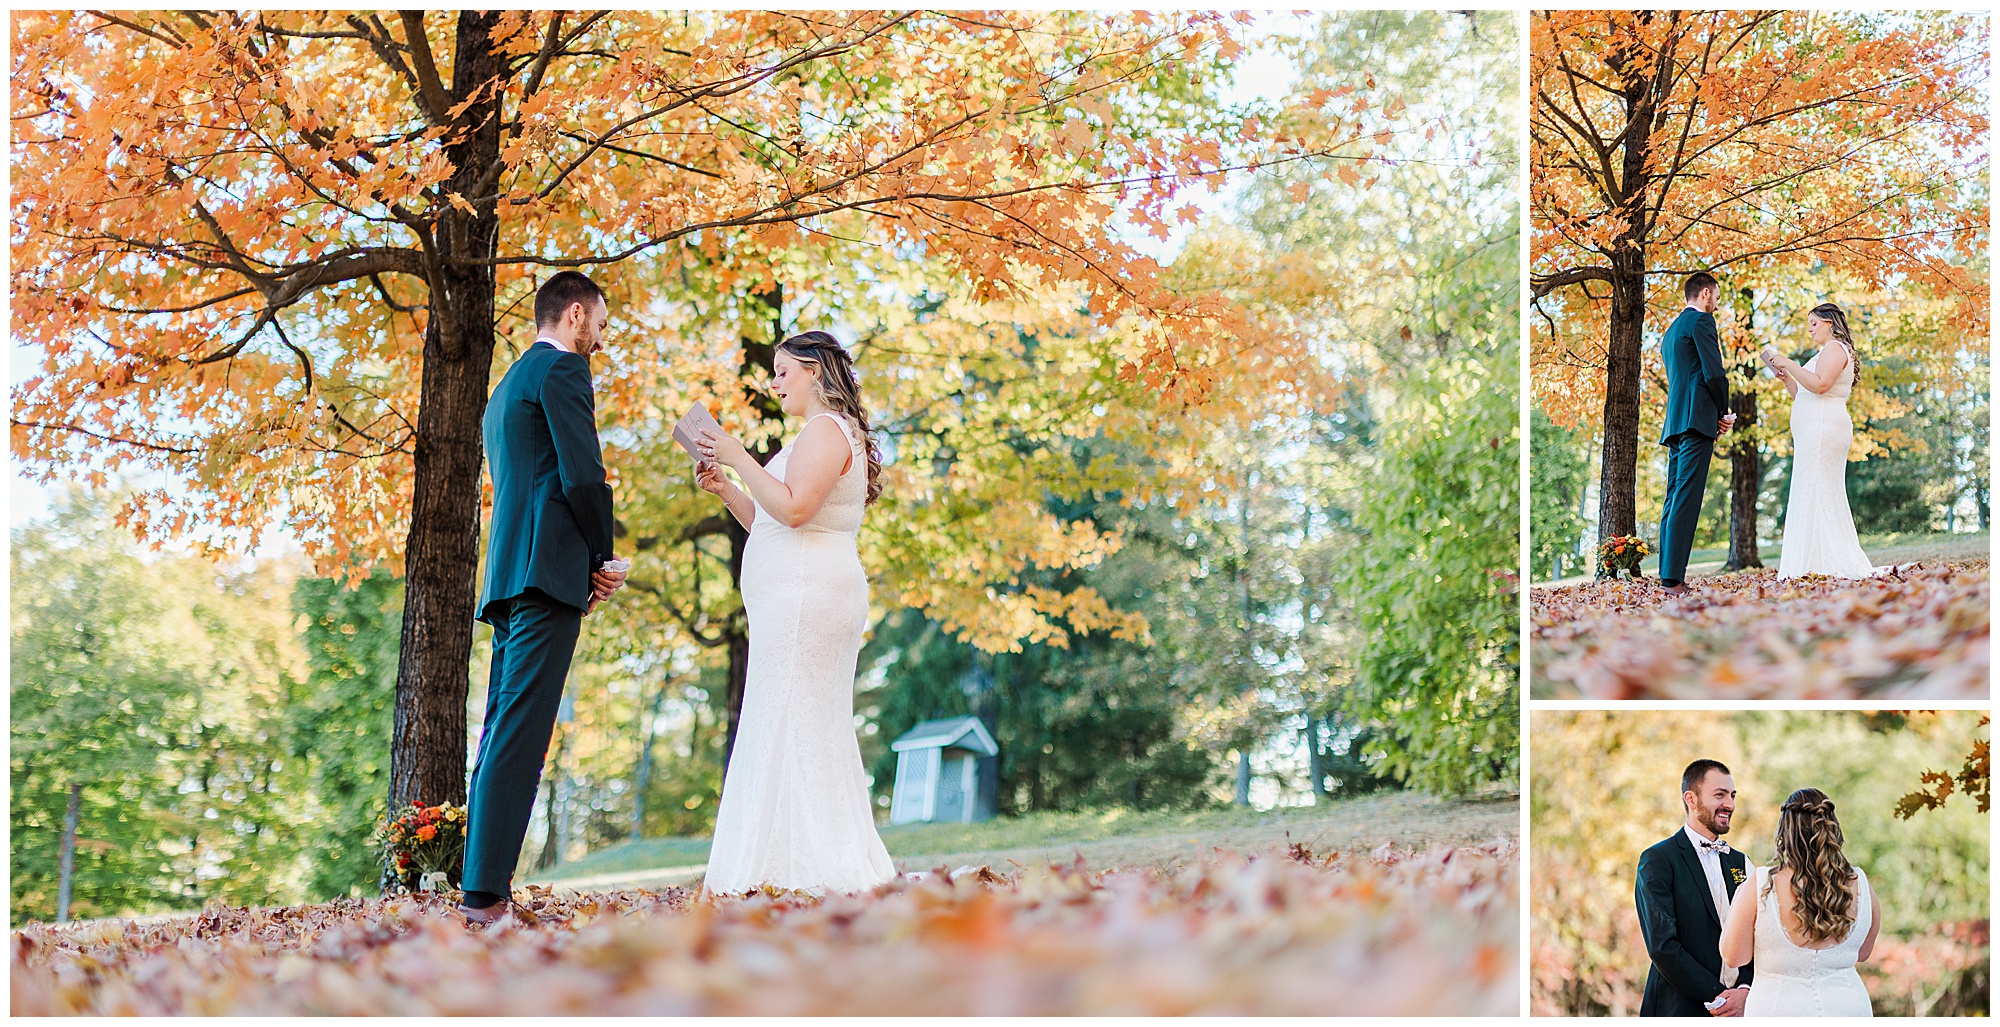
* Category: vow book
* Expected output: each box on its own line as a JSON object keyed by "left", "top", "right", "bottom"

{"left": 672, "top": 403, "right": 723, "bottom": 464}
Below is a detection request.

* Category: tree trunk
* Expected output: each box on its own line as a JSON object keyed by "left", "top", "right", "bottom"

{"left": 1233, "top": 472, "right": 1257, "bottom": 810}
{"left": 1724, "top": 415, "right": 1762, "bottom": 569}
{"left": 536, "top": 731, "right": 565, "bottom": 872}
{"left": 1725, "top": 291, "right": 1763, "bottom": 571}
{"left": 631, "top": 677, "right": 669, "bottom": 839}
{"left": 389, "top": 11, "right": 506, "bottom": 812}
{"left": 721, "top": 518, "right": 751, "bottom": 768}
{"left": 56, "top": 782, "right": 81, "bottom": 924}
{"left": 557, "top": 774, "right": 573, "bottom": 864}
{"left": 1597, "top": 259, "right": 1647, "bottom": 548}
{"left": 1030, "top": 748, "right": 1046, "bottom": 811}
{"left": 1595, "top": 15, "right": 1662, "bottom": 551}
{"left": 720, "top": 284, "right": 787, "bottom": 772}
{"left": 1576, "top": 449, "right": 1593, "bottom": 572}
{"left": 1305, "top": 716, "right": 1330, "bottom": 804}
{"left": 1129, "top": 729, "right": 1143, "bottom": 807}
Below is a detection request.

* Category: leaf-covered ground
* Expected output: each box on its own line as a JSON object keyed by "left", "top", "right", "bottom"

{"left": 1531, "top": 559, "right": 1989, "bottom": 699}
{"left": 12, "top": 841, "right": 1517, "bottom": 1016}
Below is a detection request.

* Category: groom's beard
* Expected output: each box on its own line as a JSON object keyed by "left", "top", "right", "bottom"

{"left": 1698, "top": 805, "right": 1732, "bottom": 836}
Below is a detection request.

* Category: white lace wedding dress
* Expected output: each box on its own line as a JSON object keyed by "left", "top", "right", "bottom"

{"left": 1743, "top": 865, "right": 1874, "bottom": 1016}
{"left": 1776, "top": 347, "right": 1877, "bottom": 579}
{"left": 704, "top": 412, "right": 896, "bottom": 894}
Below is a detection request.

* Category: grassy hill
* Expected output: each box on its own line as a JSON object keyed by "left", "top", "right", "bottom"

{"left": 1536, "top": 529, "right": 1988, "bottom": 586}
{"left": 527, "top": 790, "right": 1520, "bottom": 892}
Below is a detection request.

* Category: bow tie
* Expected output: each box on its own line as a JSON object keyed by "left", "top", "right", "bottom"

{"left": 1698, "top": 838, "right": 1730, "bottom": 854}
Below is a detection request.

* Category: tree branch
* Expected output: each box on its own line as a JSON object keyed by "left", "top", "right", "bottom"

{"left": 12, "top": 420, "right": 198, "bottom": 455}
{"left": 84, "top": 11, "right": 185, "bottom": 49}
{"left": 192, "top": 250, "right": 426, "bottom": 364}
{"left": 1531, "top": 266, "right": 1616, "bottom": 299}
{"left": 397, "top": 11, "right": 453, "bottom": 124}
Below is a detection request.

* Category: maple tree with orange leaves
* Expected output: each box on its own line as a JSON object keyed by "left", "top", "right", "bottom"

{"left": 10, "top": 11, "right": 1392, "bottom": 808}
{"left": 1529, "top": 10, "right": 1987, "bottom": 550}
{"left": 1896, "top": 714, "right": 1990, "bottom": 820}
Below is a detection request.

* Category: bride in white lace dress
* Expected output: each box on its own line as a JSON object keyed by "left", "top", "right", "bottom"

{"left": 1720, "top": 788, "right": 1882, "bottom": 1016}
{"left": 692, "top": 331, "right": 896, "bottom": 894}
{"left": 1762, "top": 303, "right": 1878, "bottom": 579}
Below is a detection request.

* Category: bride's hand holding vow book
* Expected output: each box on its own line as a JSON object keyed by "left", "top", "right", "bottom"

{"left": 673, "top": 402, "right": 724, "bottom": 469}
{"left": 693, "top": 426, "right": 750, "bottom": 470}
{"left": 677, "top": 403, "right": 758, "bottom": 529}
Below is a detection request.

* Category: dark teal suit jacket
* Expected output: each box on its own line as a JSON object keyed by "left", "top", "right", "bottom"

{"left": 477, "top": 341, "right": 614, "bottom": 623}
{"left": 1658, "top": 307, "right": 1728, "bottom": 444}
{"left": 1636, "top": 831, "right": 1754, "bottom": 1015}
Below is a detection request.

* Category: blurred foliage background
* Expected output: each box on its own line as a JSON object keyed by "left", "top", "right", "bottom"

{"left": 1530, "top": 710, "right": 1990, "bottom": 1017}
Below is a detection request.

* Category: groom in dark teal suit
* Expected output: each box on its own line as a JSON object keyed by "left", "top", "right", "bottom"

{"left": 459, "top": 271, "right": 627, "bottom": 923}
{"left": 1655, "top": 272, "right": 1734, "bottom": 593}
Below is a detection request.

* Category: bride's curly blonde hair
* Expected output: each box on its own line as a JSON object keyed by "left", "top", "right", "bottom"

{"left": 1765, "top": 788, "right": 1858, "bottom": 946}
{"left": 776, "top": 331, "right": 882, "bottom": 505}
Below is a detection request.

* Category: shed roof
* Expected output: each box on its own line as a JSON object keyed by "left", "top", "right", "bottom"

{"left": 890, "top": 715, "right": 998, "bottom": 756}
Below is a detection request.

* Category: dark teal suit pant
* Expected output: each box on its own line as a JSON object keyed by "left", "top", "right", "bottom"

{"left": 1656, "top": 430, "right": 1715, "bottom": 586}
{"left": 462, "top": 591, "right": 581, "bottom": 897}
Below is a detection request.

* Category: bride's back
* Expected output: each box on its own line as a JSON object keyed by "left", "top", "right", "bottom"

{"left": 1741, "top": 788, "right": 1877, "bottom": 1016}
{"left": 1765, "top": 865, "right": 1867, "bottom": 952}
{"left": 1753, "top": 864, "right": 1871, "bottom": 973}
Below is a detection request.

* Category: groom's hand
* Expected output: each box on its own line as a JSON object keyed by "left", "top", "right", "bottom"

{"left": 586, "top": 559, "right": 628, "bottom": 616}
{"left": 1708, "top": 986, "right": 1749, "bottom": 1017}
{"left": 591, "top": 566, "right": 627, "bottom": 596}
{"left": 1717, "top": 414, "right": 1735, "bottom": 436}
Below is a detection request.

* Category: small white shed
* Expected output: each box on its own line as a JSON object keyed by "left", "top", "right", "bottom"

{"left": 889, "top": 716, "right": 999, "bottom": 824}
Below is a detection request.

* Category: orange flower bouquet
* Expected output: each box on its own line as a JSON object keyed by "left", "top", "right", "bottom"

{"left": 1596, "top": 535, "right": 1651, "bottom": 579}
{"left": 375, "top": 801, "right": 467, "bottom": 895}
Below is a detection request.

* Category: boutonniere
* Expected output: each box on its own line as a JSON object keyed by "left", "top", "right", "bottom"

{"left": 1729, "top": 866, "right": 1747, "bottom": 885}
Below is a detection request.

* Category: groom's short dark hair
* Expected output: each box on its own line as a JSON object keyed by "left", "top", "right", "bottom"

{"left": 1681, "top": 758, "right": 1729, "bottom": 804}
{"left": 1684, "top": 272, "right": 1719, "bottom": 301}
{"left": 535, "top": 271, "right": 605, "bottom": 328}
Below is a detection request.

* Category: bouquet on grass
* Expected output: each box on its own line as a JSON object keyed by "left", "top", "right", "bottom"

{"left": 376, "top": 801, "right": 467, "bottom": 895}
{"left": 1597, "top": 535, "right": 1650, "bottom": 579}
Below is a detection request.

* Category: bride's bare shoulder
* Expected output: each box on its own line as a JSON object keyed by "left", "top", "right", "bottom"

{"left": 796, "top": 412, "right": 852, "bottom": 444}
{"left": 793, "top": 413, "right": 856, "bottom": 470}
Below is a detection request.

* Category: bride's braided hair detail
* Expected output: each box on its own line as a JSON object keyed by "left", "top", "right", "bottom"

{"left": 776, "top": 331, "right": 882, "bottom": 505}
{"left": 1766, "top": 787, "right": 1858, "bottom": 946}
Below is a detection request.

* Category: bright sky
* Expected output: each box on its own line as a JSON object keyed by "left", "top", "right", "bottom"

{"left": 7, "top": 13, "right": 1309, "bottom": 543}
